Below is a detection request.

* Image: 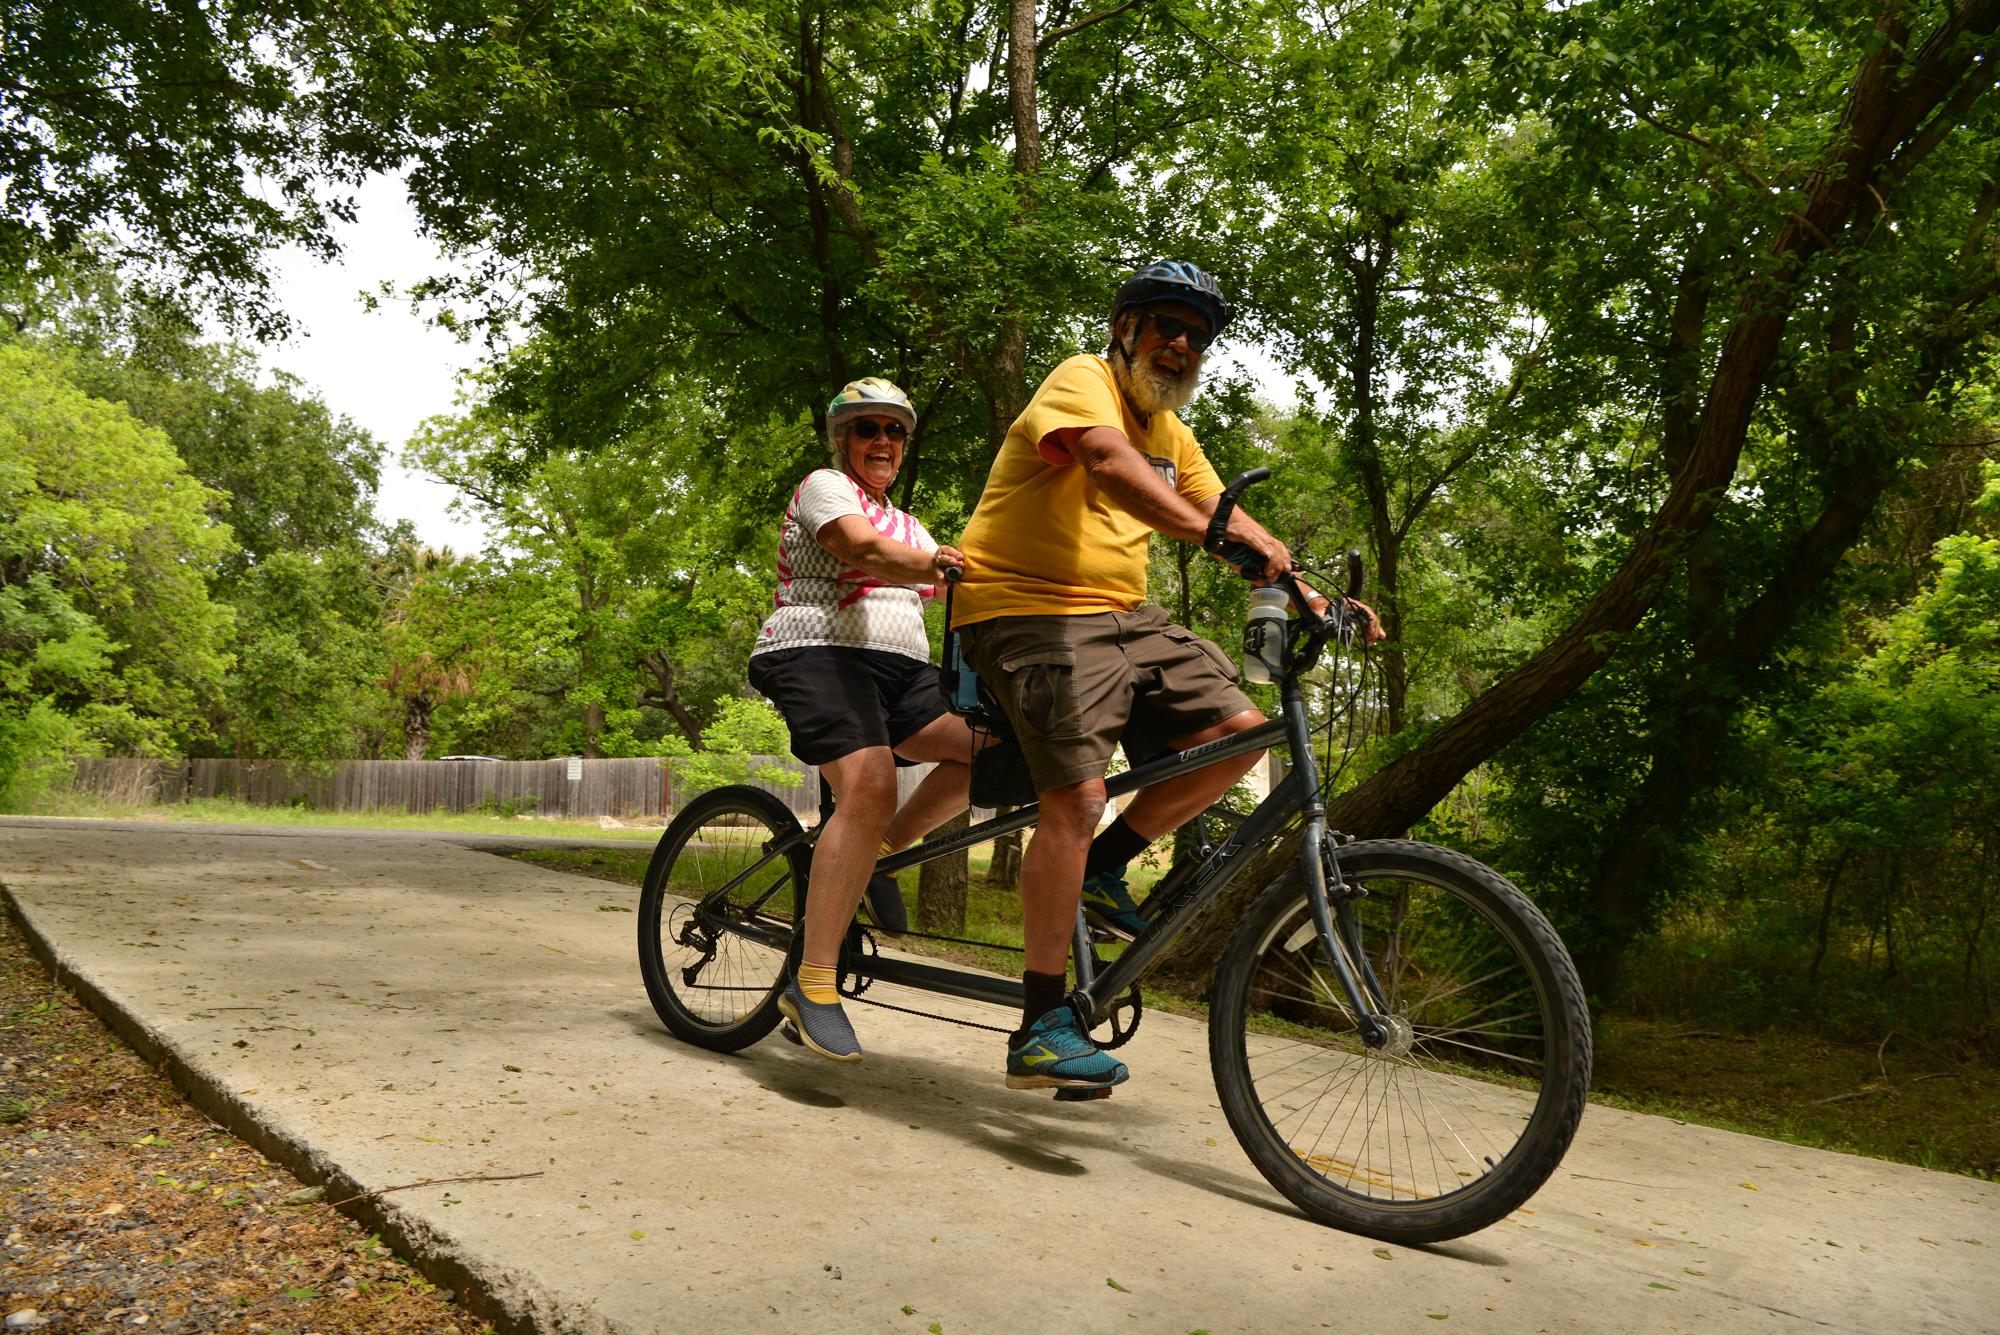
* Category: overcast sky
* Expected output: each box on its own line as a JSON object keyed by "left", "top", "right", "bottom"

{"left": 257, "top": 173, "right": 492, "bottom": 554}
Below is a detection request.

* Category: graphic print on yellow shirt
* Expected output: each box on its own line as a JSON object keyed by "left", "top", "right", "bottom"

{"left": 952, "top": 354, "right": 1222, "bottom": 626}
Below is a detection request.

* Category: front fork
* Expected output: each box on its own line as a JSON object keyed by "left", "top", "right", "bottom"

{"left": 1280, "top": 677, "right": 1393, "bottom": 1048}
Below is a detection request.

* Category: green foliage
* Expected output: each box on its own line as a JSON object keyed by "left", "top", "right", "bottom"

{"left": 0, "top": 340, "right": 234, "bottom": 792}
{"left": 226, "top": 549, "right": 394, "bottom": 763}
{"left": 14, "top": 265, "right": 387, "bottom": 576}
{"left": 0, "top": 2, "right": 380, "bottom": 332}
{"left": 474, "top": 793, "right": 538, "bottom": 820}
{"left": 407, "top": 373, "right": 785, "bottom": 759}
{"left": 672, "top": 697, "right": 802, "bottom": 797}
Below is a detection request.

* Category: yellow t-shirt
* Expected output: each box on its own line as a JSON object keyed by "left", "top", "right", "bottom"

{"left": 952, "top": 354, "right": 1223, "bottom": 626}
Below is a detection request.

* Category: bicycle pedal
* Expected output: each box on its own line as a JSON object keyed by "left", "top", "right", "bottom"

{"left": 1053, "top": 1085, "right": 1115, "bottom": 1102}
{"left": 779, "top": 1021, "right": 803, "bottom": 1047}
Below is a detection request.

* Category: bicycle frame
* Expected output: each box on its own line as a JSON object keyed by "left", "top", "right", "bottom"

{"left": 688, "top": 658, "right": 1390, "bottom": 1044}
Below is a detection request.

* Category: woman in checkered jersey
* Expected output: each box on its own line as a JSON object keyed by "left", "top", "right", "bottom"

{"left": 747, "top": 377, "right": 983, "bottom": 1062}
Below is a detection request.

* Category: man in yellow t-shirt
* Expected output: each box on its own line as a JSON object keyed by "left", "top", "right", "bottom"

{"left": 953, "top": 261, "right": 1299, "bottom": 1095}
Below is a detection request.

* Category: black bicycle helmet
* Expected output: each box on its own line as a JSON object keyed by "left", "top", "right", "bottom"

{"left": 1111, "top": 260, "right": 1235, "bottom": 338}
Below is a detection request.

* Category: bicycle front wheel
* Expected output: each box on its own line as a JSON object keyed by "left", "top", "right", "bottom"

{"left": 1209, "top": 839, "right": 1591, "bottom": 1243}
{"left": 638, "top": 785, "right": 807, "bottom": 1052}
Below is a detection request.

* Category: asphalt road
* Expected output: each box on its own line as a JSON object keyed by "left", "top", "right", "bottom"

{"left": 3, "top": 817, "right": 1995, "bottom": 1334}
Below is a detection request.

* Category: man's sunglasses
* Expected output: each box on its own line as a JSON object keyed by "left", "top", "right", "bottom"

{"left": 849, "top": 418, "right": 909, "bottom": 442}
{"left": 1148, "top": 311, "right": 1215, "bottom": 353}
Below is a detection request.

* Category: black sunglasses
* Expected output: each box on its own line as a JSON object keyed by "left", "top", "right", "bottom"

{"left": 1148, "top": 311, "right": 1215, "bottom": 353}
{"left": 849, "top": 418, "right": 909, "bottom": 442}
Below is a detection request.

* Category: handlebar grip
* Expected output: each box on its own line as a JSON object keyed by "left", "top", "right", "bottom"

{"left": 942, "top": 564, "right": 963, "bottom": 583}
{"left": 1215, "top": 542, "right": 1266, "bottom": 580}
{"left": 1203, "top": 467, "right": 1271, "bottom": 556}
{"left": 1345, "top": 548, "right": 1364, "bottom": 598}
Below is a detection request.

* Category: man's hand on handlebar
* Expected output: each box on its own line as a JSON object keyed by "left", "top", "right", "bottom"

{"left": 1220, "top": 510, "right": 1293, "bottom": 582}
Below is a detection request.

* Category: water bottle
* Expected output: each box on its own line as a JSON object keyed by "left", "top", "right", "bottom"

{"left": 1242, "top": 586, "right": 1290, "bottom": 684}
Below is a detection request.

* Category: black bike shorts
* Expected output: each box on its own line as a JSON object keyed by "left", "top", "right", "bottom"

{"left": 747, "top": 646, "right": 948, "bottom": 767}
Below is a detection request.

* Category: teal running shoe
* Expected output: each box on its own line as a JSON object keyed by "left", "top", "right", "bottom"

{"left": 1080, "top": 867, "right": 1148, "bottom": 941}
{"left": 778, "top": 980, "right": 863, "bottom": 1062}
{"left": 1005, "top": 1005, "right": 1129, "bottom": 1091}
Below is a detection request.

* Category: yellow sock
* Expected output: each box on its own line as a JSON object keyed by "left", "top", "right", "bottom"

{"left": 798, "top": 960, "right": 839, "bottom": 1005}
{"left": 878, "top": 838, "right": 899, "bottom": 859}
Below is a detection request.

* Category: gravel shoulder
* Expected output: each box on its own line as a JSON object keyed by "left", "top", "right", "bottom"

{"left": 1, "top": 905, "right": 492, "bottom": 1335}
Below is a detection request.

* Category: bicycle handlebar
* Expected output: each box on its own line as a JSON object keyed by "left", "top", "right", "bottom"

{"left": 1203, "top": 467, "right": 1271, "bottom": 575}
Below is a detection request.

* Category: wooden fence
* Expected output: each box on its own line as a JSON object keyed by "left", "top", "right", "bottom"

{"left": 65, "top": 755, "right": 943, "bottom": 822}
{"left": 73, "top": 756, "right": 673, "bottom": 817}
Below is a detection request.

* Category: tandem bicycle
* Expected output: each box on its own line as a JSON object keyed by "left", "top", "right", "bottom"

{"left": 637, "top": 468, "right": 1592, "bottom": 1244}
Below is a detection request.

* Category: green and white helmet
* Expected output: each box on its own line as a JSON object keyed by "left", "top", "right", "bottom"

{"left": 827, "top": 377, "right": 916, "bottom": 433}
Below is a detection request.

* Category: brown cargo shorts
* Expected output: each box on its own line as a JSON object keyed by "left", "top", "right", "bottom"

{"left": 957, "top": 604, "right": 1255, "bottom": 794}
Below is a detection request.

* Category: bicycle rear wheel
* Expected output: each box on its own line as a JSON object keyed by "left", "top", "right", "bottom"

{"left": 638, "top": 785, "right": 807, "bottom": 1052}
{"left": 1209, "top": 839, "right": 1590, "bottom": 1243}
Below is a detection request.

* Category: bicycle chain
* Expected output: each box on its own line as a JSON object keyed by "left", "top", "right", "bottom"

{"left": 835, "top": 924, "right": 1144, "bottom": 1046}
{"left": 848, "top": 992, "right": 1012, "bottom": 1035}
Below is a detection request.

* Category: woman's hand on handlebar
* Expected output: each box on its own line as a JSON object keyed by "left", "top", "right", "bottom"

{"left": 932, "top": 545, "right": 966, "bottom": 582}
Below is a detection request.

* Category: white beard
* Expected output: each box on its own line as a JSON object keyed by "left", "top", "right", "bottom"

{"left": 1111, "top": 337, "right": 1199, "bottom": 417}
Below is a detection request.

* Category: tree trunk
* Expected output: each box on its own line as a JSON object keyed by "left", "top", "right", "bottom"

{"left": 401, "top": 695, "right": 431, "bottom": 762}
{"left": 918, "top": 810, "right": 972, "bottom": 933}
{"left": 982, "top": 0, "right": 1043, "bottom": 439}
{"left": 1579, "top": 212, "right": 1986, "bottom": 995}
{"left": 1807, "top": 847, "right": 1850, "bottom": 1002}
{"left": 1344, "top": 227, "right": 1410, "bottom": 734}
{"left": 988, "top": 819, "right": 1022, "bottom": 892}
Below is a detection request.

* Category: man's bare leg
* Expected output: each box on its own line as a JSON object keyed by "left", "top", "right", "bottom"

{"left": 1113, "top": 708, "right": 1267, "bottom": 839}
{"left": 1019, "top": 778, "right": 1107, "bottom": 975}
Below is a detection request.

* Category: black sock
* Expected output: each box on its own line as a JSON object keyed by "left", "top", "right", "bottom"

{"left": 1018, "top": 970, "right": 1068, "bottom": 1039}
{"left": 1083, "top": 816, "right": 1151, "bottom": 881}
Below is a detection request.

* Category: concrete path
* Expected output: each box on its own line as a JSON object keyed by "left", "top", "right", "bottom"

{"left": 3, "top": 817, "right": 1995, "bottom": 1335}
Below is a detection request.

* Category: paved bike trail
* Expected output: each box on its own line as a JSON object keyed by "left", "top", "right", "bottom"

{"left": 3, "top": 817, "right": 1995, "bottom": 1335}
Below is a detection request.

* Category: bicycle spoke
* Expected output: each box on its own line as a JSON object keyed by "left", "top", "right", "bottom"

{"left": 1220, "top": 848, "right": 1581, "bottom": 1227}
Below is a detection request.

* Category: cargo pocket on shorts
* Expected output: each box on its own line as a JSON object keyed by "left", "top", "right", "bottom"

{"left": 996, "top": 647, "right": 1081, "bottom": 740}
{"left": 1164, "top": 626, "right": 1240, "bottom": 685}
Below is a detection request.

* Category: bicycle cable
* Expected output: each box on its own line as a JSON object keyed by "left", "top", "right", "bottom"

{"left": 1290, "top": 558, "right": 1378, "bottom": 802}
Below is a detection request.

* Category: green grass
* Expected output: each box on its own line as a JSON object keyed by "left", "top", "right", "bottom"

{"left": 1589, "top": 1016, "right": 1998, "bottom": 1179}
{"left": 20, "top": 794, "right": 666, "bottom": 841}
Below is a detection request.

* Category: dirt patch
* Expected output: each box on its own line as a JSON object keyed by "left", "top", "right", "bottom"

{"left": 0, "top": 908, "right": 494, "bottom": 1334}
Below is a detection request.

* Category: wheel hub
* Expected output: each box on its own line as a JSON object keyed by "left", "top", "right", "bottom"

{"left": 1373, "top": 1012, "right": 1415, "bottom": 1058}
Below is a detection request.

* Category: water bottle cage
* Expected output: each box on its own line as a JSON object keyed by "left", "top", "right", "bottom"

{"left": 1243, "top": 617, "right": 1290, "bottom": 676}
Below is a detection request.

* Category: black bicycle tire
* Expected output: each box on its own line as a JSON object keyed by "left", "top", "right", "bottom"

{"left": 1208, "top": 839, "right": 1591, "bottom": 1243}
{"left": 637, "top": 785, "right": 808, "bottom": 1052}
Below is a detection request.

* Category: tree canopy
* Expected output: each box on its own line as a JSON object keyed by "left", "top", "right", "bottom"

{"left": 3, "top": 0, "right": 1995, "bottom": 1035}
